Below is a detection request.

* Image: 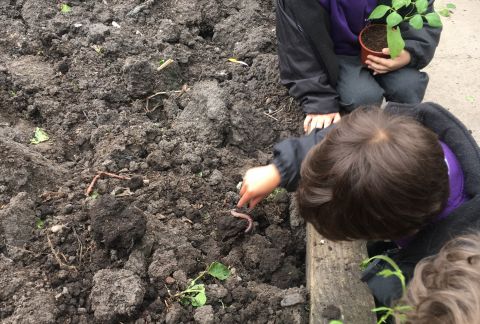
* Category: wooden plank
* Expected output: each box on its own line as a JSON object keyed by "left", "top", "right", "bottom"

{"left": 307, "top": 223, "right": 376, "bottom": 324}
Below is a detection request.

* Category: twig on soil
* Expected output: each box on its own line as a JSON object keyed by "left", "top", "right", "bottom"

{"left": 268, "top": 105, "right": 285, "bottom": 117}
{"left": 47, "top": 233, "right": 77, "bottom": 272}
{"left": 144, "top": 84, "right": 190, "bottom": 112}
{"left": 127, "top": 0, "right": 155, "bottom": 17}
{"left": 157, "top": 59, "right": 174, "bottom": 71}
{"left": 230, "top": 209, "right": 253, "bottom": 233}
{"left": 85, "top": 171, "right": 131, "bottom": 196}
{"left": 263, "top": 112, "right": 279, "bottom": 121}
{"left": 72, "top": 226, "right": 84, "bottom": 264}
{"left": 5, "top": 243, "right": 37, "bottom": 255}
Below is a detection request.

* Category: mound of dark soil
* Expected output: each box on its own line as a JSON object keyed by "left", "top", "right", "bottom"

{"left": 0, "top": 0, "right": 307, "bottom": 323}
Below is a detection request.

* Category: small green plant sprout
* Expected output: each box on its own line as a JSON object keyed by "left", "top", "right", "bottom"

{"left": 172, "top": 261, "right": 230, "bottom": 307}
{"left": 368, "top": 0, "right": 456, "bottom": 58}
{"left": 9, "top": 90, "right": 17, "bottom": 97}
{"left": 30, "top": 127, "right": 50, "bottom": 145}
{"left": 91, "top": 45, "right": 104, "bottom": 54}
{"left": 228, "top": 58, "right": 249, "bottom": 67}
{"left": 59, "top": 3, "right": 72, "bottom": 13}
{"left": 361, "top": 255, "right": 413, "bottom": 324}
{"left": 35, "top": 218, "right": 45, "bottom": 229}
{"left": 329, "top": 320, "right": 344, "bottom": 324}
{"left": 90, "top": 190, "right": 100, "bottom": 200}
{"left": 266, "top": 187, "right": 287, "bottom": 202}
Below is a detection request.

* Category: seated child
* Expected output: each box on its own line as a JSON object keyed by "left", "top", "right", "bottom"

{"left": 237, "top": 102, "right": 480, "bottom": 305}
{"left": 400, "top": 233, "right": 480, "bottom": 323}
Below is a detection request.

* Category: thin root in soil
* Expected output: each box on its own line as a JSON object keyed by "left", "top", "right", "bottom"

{"left": 47, "top": 233, "right": 77, "bottom": 272}
{"left": 85, "top": 171, "right": 131, "bottom": 196}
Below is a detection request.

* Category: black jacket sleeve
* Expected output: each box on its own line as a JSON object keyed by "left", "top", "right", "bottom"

{"left": 272, "top": 127, "right": 331, "bottom": 191}
{"left": 276, "top": 0, "right": 340, "bottom": 115}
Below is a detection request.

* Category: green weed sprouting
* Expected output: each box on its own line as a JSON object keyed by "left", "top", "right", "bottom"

{"left": 361, "top": 255, "right": 413, "bottom": 324}
{"left": 60, "top": 3, "right": 72, "bottom": 13}
{"left": 266, "top": 188, "right": 287, "bottom": 202}
{"left": 30, "top": 127, "right": 50, "bottom": 145}
{"left": 171, "top": 261, "right": 230, "bottom": 307}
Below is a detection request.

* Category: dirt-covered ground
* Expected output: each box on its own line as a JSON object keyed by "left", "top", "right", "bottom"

{"left": 0, "top": 0, "right": 310, "bottom": 323}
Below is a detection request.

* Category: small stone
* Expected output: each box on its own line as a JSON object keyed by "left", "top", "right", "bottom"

{"left": 165, "top": 276, "right": 175, "bottom": 285}
{"left": 50, "top": 225, "right": 65, "bottom": 233}
{"left": 193, "top": 305, "right": 214, "bottom": 324}
{"left": 64, "top": 204, "right": 74, "bottom": 214}
{"left": 77, "top": 308, "right": 87, "bottom": 314}
{"left": 90, "top": 269, "right": 145, "bottom": 323}
{"left": 280, "top": 292, "right": 305, "bottom": 307}
{"left": 128, "top": 175, "right": 144, "bottom": 191}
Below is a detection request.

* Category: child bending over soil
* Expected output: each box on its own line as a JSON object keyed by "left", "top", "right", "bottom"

{"left": 400, "top": 233, "right": 480, "bottom": 323}
{"left": 237, "top": 102, "right": 480, "bottom": 305}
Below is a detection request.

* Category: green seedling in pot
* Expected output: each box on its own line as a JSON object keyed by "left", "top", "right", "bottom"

{"left": 368, "top": 0, "right": 455, "bottom": 58}
{"left": 171, "top": 261, "right": 230, "bottom": 307}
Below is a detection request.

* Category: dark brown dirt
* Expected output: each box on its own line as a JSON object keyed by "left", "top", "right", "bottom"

{"left": 0, "top": 0, "right": 308, "bottom": 323}
{"left": 361, "top": 24, "right": 388, "bottom": 52}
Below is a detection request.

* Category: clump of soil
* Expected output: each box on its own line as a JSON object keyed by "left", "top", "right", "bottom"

{"left": 0, "top": 0, "right": 308, "bottom": 323}
{"left": 361, "top": 24, "right": 388, "bottom": 52}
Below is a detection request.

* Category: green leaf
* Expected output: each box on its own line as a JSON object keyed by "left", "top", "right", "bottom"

{"left": 409, "top": 14, "right": 424, "bottom": 29}
{"left": 191, "top": 291, "right": 207, "bottom": 307}
{"left": 415, "top": 0, "right": 429, "bottom": 14}
{"left": 438, "top": 8, "right": 451, "bottom": 17}
{"left": 378, "top": 269, "right": 396, "bottom": 278}
{"left": 369, "top": 5, "right": 391, "bottom": 19}
{"left": 207, "top": 262, "right": 230, "bottom": 280}
{"left": 392, "top": 0, "right": 406, "bottom": 10}
{"left": 386, "top": 11, "right": 403, "bottom": 27}
{"left": 446, "top": 3, "right": 456, "bottom": 9}
{"left": 329, "top": 321, "right": 344, "bottom": 324}
{"left": 60, "top": 3, "right": 72, "bottom": 13}
{"left": 395, "top": 305, "right": 414, "bottom": 312}
{"left": 425, "top": 12, "right": 443, "bottom": 27}
{"left": 35, "top": 218, "right": 45, "bottom": 229}
{"left": 372, "top": 306, "right": 393, "bottom": 313}
{"left": 404, "top": 0, "right": 412, "bottom": 6}
{"left": 90, "top": 190, "right": 100, "bottom": 199}
{"left": 387, "top": 27, "right": 405, "bottom": 59}
{"left": 30, "top": 127, "right": 50, "bottom": 144}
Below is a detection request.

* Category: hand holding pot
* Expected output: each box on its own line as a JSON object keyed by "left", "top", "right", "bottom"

{"left": 237, "top": 164, "right": 281, "bottom": 210}
{"left": 365, "top": 48, "right": 411, "bottom": 75}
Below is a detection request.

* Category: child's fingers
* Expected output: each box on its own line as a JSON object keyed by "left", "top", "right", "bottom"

{"left": 323, "top": 116, "right": 332, "bottom": 128}
{"left": 303, "top": 115, "right": 313, "bottom": 133}
{"left": 239, "top": 182, "right": 247, "bottom": 196}
{"left": 249, "top": 195, "right": 264, "bottom": 210}
{"left": 333, "top": 113, "right": 341, "bottom": 123}
{"left": 237, "top": 190, "right": 252, "bottom": 208}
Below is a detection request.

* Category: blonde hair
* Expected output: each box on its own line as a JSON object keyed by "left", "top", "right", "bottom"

{"left": 401, "top": 233, "right": 480, "bottom": 323}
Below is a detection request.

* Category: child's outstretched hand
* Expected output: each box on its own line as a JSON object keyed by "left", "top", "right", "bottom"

{"left": 237, "top": 164, "right": 281, "bottom": 210}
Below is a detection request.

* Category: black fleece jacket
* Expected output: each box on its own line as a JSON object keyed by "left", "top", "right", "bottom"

{"left": 276, "top": 0, "right": 442, "bottom": 115}
{"left": 272, "top": 102, "right": 480, "bottom": 305}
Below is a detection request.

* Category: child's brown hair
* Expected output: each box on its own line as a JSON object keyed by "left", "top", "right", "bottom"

{"left": 296, "top": 107, "right": 449, "bottom": 240}
{"left": 400, "top": 233, "right": 480, "bottom": 323}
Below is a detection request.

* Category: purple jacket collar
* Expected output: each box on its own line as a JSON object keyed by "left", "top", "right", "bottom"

{"left": 395, "top": 141, "right": 468, "bottom": 248}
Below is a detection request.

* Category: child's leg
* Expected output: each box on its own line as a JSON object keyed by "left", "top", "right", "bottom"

{"left": 336, "top": 55, "right": 384, "bottom": 112}
{"left": 375, "top": 68, "right": 429, "bottom": 104}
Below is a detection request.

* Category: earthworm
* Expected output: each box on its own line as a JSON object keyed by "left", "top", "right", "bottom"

{"left": 230, "top": 209, "right": 253, "bottom": 233}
